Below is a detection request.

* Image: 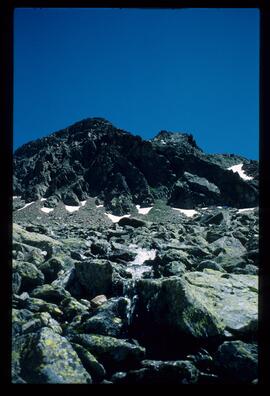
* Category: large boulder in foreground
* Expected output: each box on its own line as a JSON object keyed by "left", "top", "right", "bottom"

{"left": 135, "top": 269, "right": 258, "bottom": 339}
{"left": 14, "top": 327, "right": 92, "bottom": 383}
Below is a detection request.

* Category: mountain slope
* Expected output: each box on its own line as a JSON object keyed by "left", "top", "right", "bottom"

{"left": 14, "top": 118, "right": 258, "bottom": 215}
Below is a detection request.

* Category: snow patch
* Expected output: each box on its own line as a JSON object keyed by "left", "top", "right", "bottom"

{"left": 136, "top": 205, "right": 153, "bottom": 215}
{"left": 13, "top": 196, "right": 21, "bottom": 200}
{"left": 41, "top": 251, "right": 47, "bottom": 256}
{"left": 96, "top": 204, "right": 104, "bottom": 208}
{"left": 40, "top": 207, "right": 54, "bottom": 213}
{"left": 65, "top": 205, "right": 80, "bottom": 213}
{"left": 104, "top": 213, "right": 130, "bottom": 223}
{"left": 17, "top": 202, "right": 35, "bottom": 211}
{"left": 172, "top": 208, "right": 198, "bottom": 217}
{"left": 40, "top": 198, "right": 47, "bottom": 202}
{"left": 80, "top": 200, "right": 87, "bottom": 206}
{"left": 227, "top": 163, "right": 253, "bottom": 181}
{"left": 237, "top": 207, "right": 256, "bottom": 213}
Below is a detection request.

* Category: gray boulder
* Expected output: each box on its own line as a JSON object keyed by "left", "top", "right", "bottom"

{"left": 69, "top": 334, "right": 145, "bottom": 371}
{"left": 75, "top": 259, "right": 113, "bottom": 298}
{"left": 15, "top": 327, "right": 92, "bottom": 383}
{"left": 136, "top": 269, "right": 258, "bottom": 339}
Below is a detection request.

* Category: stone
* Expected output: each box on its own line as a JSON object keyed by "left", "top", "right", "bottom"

{"left": 111, "top": 360, "right": 198, "bottom": 384}
{"left": 163, "top": 261, "right": 187, "bottom": 276}
{"left": 75, "top": 259, "right": 113, "bottom": 298}
{"left": 69, "top": 334, "right": 145, "bottom": 371}
{"left": 196, "top": 260, "right": 225, "bottom": 272}
{"left": 13, "top": 261, "right": 44, "bottom": 291}
{"left": 30, "top": 284, "right": 71, "bottom": 304}
{"left": 210, "top": 236, "right": 246, "bottom": 257}
{"left": 12, "top": 272, "right": 22, "bottom": 294}
{"left": 60, "top": 296, "right": 89, "bottom": 321}
{"left": 18, "top": 327, "right": 92, "bottom": 383}
{"left": 90, "top": 295, "right": 107, "bottom": 308}
{"left": 23, "top": 297, "right": 64, "bottom": 320}
{"left": 13, "top": 224, "right": 61, "bottom": 256}
{"left": 213, "top": 341, "right": 258, "bottom": 383}
{"left": 91, "top": 240, "right": 111, "bottom": 256}
{"left": 136, "top": 270, "right": 258, "bottom": 339}
{"left": 118, "top": 217, "right": 149, "bottom": 228}
{"left": 39, "top": 257, "right": 65, "bottom": 282}
{"left": 71, "top": 342, "right": 106, "bottom": 382}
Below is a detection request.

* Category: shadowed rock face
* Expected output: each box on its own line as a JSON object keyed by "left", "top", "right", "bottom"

{"left": 14, "top": 118, "right": 258, "bottom": 214}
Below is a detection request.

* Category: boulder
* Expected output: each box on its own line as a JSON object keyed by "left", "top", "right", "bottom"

{"left": 69, "top": 334, "right": 145, "bottom": 371}
{"left": 75, "top": 259, "right": 113, "bottom": 298}
{"left": 163, "top": 261, "right": 187, "bottom": 276}
{"left": 18, "top": 327, "right": 92, "bottom": 383}
{"left": 71, "top": 342, "right": 106, "bottom": 382}
{"left": 111, "top": 360, "right": 199, "bottom": 384}
{"left": 90, "top": 295, "right": 107, "bottom": 308}
{"left": 91, "top": 240, "right": 111, "bottom": 256}
{"left": 13, "top": 261, "right": 44, "bottom": 291}
{"left": 213, "top": 341, "right": 258, "bottom": 383}
{"left": 30, "top": 284, "right": 71, "bottom": 304}
{"left": 13, "top": 224, "right": 61, "bottom": 256}
{"left": 79, "top": 297, "right": 128, "bottom": 337}
{"left": 39, "top": 257, "right": 65, "bottom": 282}
{"left": 118, "top": 217, "right": 150, "bottom": 228}
{"left": 196, "top": 260, "right": 225, "bottom": 272}
{"left": 136, "top": 270, "right": 258, "bottom": 339}
{"left": 210, "top": 236, "right": 246, "bottom": 257}
{"left": 22, "top": 297, "right": 64, "bottom": 321}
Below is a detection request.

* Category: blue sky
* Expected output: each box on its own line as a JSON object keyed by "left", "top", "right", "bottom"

{"left": 14, "top": 8, "right": 260, "bottom": 159}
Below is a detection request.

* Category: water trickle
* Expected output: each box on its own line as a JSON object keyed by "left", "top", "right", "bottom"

{"left": 123, "top": 245, "right": 156, "bottom": 325}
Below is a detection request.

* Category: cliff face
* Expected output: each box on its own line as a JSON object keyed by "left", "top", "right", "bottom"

{"left": 14, "top": 117, "right": 258, "bottom": 214}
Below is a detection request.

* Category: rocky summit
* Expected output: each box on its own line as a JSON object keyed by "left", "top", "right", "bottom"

{"left": 12, "top": 118, "right": 258, "bottom": 384}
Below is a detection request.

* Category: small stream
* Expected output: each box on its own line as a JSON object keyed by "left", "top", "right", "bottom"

{"left": 124, "top": 245, "right": 156, "bottom": 325}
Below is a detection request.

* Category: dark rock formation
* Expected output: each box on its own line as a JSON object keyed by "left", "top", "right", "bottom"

{"left": 14, "top": 118, "right": 258, "bottom": 214}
